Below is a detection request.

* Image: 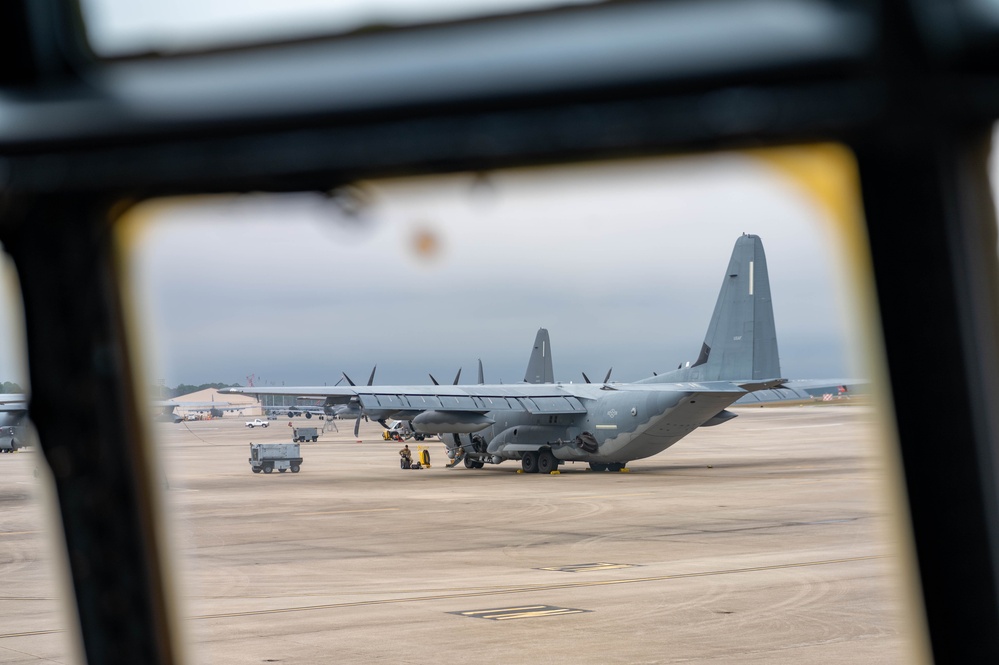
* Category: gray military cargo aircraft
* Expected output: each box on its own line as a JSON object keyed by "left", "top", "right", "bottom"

{"left": 0, "top": 393, "right": 28, "bottom": 451}
{"left": 222, "top": 234, "right": 787, "bottom": 472}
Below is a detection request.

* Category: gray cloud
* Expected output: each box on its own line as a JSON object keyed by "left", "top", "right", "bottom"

{"left": 0, "top": 151, "right": 877, "bottom": 390}
{"left": 123, "top": 153, "right": 861, "bottom": 388}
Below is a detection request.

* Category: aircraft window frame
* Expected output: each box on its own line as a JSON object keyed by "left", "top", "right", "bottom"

{"left": 77, "top": 0, "right": 611, "bottom": 59}
{"left": 3, "top": 0, "right": 999, "bottom": 663}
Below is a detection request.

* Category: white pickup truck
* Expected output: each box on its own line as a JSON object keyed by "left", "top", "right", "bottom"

{"left": 244, "top": 418, "right": 269, "bottom": 428}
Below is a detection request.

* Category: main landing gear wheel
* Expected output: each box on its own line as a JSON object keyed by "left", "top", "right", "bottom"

{"left": 521, "top": 452, "right": 539, "bottom": 473}
{"left": 590, "top": 462, "right": 627, "bottom": 472}
{"left": 538, "top": 449, "right": 557, "bottom": 474}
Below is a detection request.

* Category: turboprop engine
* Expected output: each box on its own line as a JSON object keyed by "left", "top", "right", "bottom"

{"left": 412, "top": 410, "right": 494, "bottom": 434}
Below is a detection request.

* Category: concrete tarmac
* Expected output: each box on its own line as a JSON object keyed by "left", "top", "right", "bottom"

{"left": 0, "top": 405, "right": 918, "bottom": 664}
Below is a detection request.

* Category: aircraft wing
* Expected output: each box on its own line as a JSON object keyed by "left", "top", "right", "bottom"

{"left": 221, "top": 386, "right": 355, "bottom": 399}
{"left": 221, "top": 381, "right": 761, "bottom": 424}
{"left": 736, "top": 378, "right": 789, "bottom": 392}
{"left": 222, "top": 384, "right": 589, "bottom": 415}
{"left": 0, "top": 394, "right": 29, "bottom": 430}
{"left": 262, "top": 404, "right": 326, "bottom": 417}
{"left": 356, "top": 390, "right": 588, "bottom": 416}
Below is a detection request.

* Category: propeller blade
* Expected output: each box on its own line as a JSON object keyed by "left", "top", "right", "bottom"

{"left": 429, "top": 373, "right": 440, "bottom": 385}
{"left": 582, "top": 372, "right": 592, "bottom": 384}
{"left": 477, "top": 359, "right": 484, "bottom": 385}
{"left": 334, "top": 376, "right": 344, "bottom": 386}
{"left": 452, "top": 368, "right": 462, "bottom": 385}
{"left": 603, "top": 367, "right": 613, "bottom": 384}
{"left": 342, "top": 372, "right": 356, "bottom": 386}
{"left": 354, "top": 416, "right": 361, "bottom": 438}
{"left": 366, "top": 365, "right": 377, "bottom": 386}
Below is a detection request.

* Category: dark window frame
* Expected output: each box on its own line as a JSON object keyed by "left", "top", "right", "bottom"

{"left": 3, "top": 1, "right": 999, "bottom": 662}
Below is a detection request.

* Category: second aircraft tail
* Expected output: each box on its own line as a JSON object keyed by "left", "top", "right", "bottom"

{"left": 524, "top": 328, "right": 554, "bottom": 383}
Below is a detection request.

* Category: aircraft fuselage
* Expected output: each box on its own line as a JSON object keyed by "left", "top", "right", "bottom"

{"left": 378, "top": 383, "right": 746, "bottom": 466}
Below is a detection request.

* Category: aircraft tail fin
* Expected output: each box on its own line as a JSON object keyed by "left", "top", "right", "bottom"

{"left": 653, "top": 234, "right": 781, "bottom": 383}
{"left": 524, "top": 328, "right": 554, "bottom": 383}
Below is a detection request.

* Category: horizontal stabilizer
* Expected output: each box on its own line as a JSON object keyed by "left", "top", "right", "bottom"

{"left": 612, "top": 381, "right": 747, "bottom": 395}
{"left": 700, "top": 409, "right": 738, "bottom": 427}
{"left": 737, "top": 378, "right": 787, "bottom": 392}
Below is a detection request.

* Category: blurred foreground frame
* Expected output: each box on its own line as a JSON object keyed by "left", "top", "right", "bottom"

{"left": 3, "top": 0, "right": 999, "bottom": 662}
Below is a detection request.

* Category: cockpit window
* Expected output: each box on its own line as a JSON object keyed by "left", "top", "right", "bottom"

{"left": 102, "top": 146, "right": 912, "bottom": 662}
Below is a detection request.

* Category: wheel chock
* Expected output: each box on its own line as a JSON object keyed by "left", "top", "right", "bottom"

{"left": 517, "top": 469, "right": 524, "bottom": 474}
{"left": 619, "top": 468, "right": 630, "bottom": 473}
{"left": 549, "top": 471, "right": 560, "bottom": 475}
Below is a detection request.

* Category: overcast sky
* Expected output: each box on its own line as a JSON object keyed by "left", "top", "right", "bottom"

{"left": 103, "top": 151, "right": 862, "bottom": 389}
{"left": 6, "top": 140, "right": 994, "bottom": 391}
